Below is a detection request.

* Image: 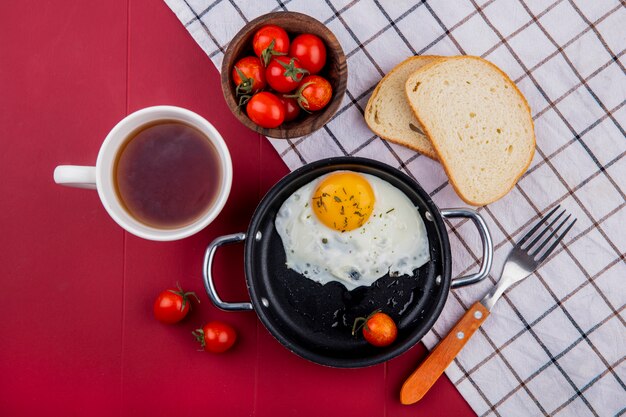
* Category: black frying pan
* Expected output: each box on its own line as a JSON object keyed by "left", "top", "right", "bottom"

{"left": 202, "top": 157, "right": 492, "bottom": 368}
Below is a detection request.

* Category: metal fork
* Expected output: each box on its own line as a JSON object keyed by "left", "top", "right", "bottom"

{"left": 400, "top": 206, "right": 577, "bottom": 405}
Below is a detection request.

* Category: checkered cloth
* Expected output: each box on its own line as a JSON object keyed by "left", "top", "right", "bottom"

{"left": 165, "top": 1, "right": 625, "bottom": 415}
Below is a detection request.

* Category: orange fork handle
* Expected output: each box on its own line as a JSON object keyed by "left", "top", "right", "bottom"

{"left": 400, "top": 301, "right": 490, "bottom": 405}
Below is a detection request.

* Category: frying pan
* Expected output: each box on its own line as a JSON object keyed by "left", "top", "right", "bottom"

{"left": 202, "top": 157, "right": 493, "bottom": 368}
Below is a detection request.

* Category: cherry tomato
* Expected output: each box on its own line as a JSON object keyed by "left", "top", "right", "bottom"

{"left": 266, "top": 56, "right": 309, "bottom": 93}
{"left": 193, "top": 321, "right": 237, "bottom": 353}
{"left": 153, "top": 284, "right": 200, "bottom": 324}
{"left": 291, "top": 75, "right": 332, "bottom": 111}
{"left": 353, "top": 310, "right": 398, "bottom": 347}
{"left": 253, "top": 25, "right": 289, "bottom": 66}
{"left": 246, "top": 92, "right": 285, "bottom": 128}
{"left": 289, "top": 34, "right": 327, "bottom": 74}
{"left": 278, "top": 95, "right": 301, "bottom": 122}
{"left": 232, "top": 56, "right": 266, "bottom": 98}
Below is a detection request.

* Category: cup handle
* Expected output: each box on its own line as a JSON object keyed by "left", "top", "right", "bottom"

{"left": 54, "top": 165, "right": 97, "bottom": 190}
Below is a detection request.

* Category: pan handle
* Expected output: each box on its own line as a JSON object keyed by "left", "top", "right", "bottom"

{"left": 441, "top": 208, "right": 493, "bottom": 289}
{"left": 203, "top": 233, "right": 254, "bottom": 311}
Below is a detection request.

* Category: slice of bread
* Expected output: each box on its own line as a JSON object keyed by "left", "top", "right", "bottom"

{"left": 365, "top": 56, "right": 443, "bottom": 160}
{"left": 405, "top": 56, "right": 535, "bottom": 206}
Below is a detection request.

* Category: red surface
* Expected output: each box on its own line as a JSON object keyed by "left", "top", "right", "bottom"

{"left": 0, "top": 1, "right": 475, "bottom": 416}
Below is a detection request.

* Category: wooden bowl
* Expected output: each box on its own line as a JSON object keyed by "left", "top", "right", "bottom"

{"left": 221, "top": 12, "right": 347, "bottom": 139}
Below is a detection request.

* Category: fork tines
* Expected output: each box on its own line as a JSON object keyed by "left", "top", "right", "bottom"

{"left": 516, "top": 205, "right": 577, "bottom": 263}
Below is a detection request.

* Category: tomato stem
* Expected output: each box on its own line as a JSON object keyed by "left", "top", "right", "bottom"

{"left": 284, "top": 81, "right": 314, "bottom": 113}
{"left": 234, "top": 66, "right": 255, "bottom": 96}
{"left": 260, "top": 39, "right": 286, "bottom": 66}
{"left": 351, "top": 309, "right": 383, "bottom": 336}
{"left": 169, "top": 282, "right": 200, "bottom": 312}
{"left": 238, "top": 94, "right": 252, "bottom": 107}
{"left": 278, "top": 57, "right": 309, "bottom": 82}
{"left": 351, "top": 317, "right": 366, "bottom": 336}
{"left": 192, "top": 328, "right": 206, "bottom": 349}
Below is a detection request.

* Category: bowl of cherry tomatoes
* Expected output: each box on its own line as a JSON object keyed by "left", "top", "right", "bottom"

{"left": 221, "top": 11, "right": 347, "bottom": 138}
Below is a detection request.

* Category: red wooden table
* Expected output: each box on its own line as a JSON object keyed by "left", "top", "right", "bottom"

{"left": 0, "top": 1, "right": 475, "bottom": 415}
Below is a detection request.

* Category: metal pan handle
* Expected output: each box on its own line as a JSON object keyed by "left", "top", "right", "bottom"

{"left": 203, "top": 233, "right": 254, "bottom": 311}
{"left": 441, "top": 208, "right": 493, "bottom": 289}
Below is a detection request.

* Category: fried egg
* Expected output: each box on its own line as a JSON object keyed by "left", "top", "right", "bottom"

{"left": 275, "top": 171, "right": 430, "bottom": 290}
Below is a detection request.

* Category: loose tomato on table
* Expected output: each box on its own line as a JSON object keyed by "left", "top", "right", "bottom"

{"left": 266, "top": 56, "right": 309, "bottom": 93}
{"left": 253, "top": 24, "right": 290, "bottom": 66}
{"left": 246, "top": 91, "right": 285, "bottom": 128}
{"left": 289, "top": 34, "right": 327, "bottom": 74}
{"left": 288, "top": 75, "right": 332, "bottom": 111}
{"left": 232, "top": 56, "right": 266, "bottom": 100}
{"left": 352, "top": 310, "right": 398, "bottom": 347}
{"left": 278, "top": 95, "right": 301, "bottom": 122}
{"left": 193, "top": 321, "right": 237, "bottom": 353}
{"left": 153, "top": 283, "right": 200, "bottom": 324}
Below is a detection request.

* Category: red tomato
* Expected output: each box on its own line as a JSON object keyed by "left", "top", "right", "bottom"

{"left": 232, "top": 56, "right": 266, "bottom": 97}
{"left": 253, "top": 25, "right": 289, "bottom": 66}
{"left": 265, "top": 56, "right": 309, "bottom": 93}
{"left": 292, "top": 75, "right": 332, "bottom": 111}
{"left": 246, "top": 92, "right": 285, "bottom": 128}
{"left": 278, "top": 95, "right": 301, "bottom": 122}
{"left": 289, "top": 34, "right": 327, "bottom": 74}
{"left": 352, "top": 310, "right": 398, "bottom": 347}
{"left": 193, "top": 321, "right": 237, "bottom": 353}
{"left": 362, "top": 312, "right": 398, "bottom": 347}
{"left": 153, "top": 284, "right": 200, "bottom": 324}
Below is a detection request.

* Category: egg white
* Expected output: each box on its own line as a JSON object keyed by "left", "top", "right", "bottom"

{"left": 274, "top": 171, "right": 430, "bottom": 290}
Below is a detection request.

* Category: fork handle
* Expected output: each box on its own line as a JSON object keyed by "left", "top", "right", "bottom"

{"left": 400, "top": 302, "right": 490, "bottom": 405}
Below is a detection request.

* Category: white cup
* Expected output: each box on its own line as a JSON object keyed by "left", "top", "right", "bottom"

{"left": 54, "top": 105, "right": 233, "bottom": 241}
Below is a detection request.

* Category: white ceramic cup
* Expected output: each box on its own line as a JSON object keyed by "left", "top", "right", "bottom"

{"left": 54, "top": 106, "right": 233, "bottom": 241}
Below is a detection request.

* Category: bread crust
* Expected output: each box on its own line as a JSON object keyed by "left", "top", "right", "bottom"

{"left": 405, "top": 55, "right": 536, "bottom": 206}
{"left": 364, "top": 55, "right": 444, "bottom": 160}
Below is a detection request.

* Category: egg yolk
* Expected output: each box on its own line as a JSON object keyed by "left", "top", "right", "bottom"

{"left": 312, "top": 172, "right": 375, "bottom": 232}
